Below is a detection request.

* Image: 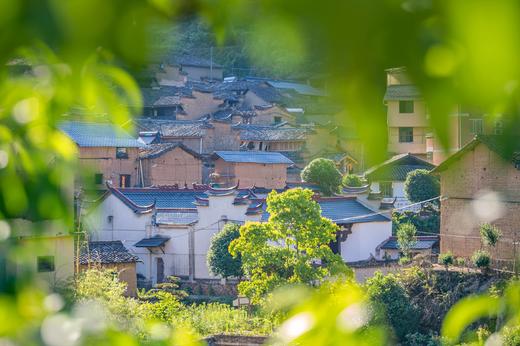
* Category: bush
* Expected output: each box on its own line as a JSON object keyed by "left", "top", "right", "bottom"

{"left": 301, "top": 158, "right": 342, "bottom": 195}
{"left": 397, "top": 223, "right": 417, "bottom": 259}
{"left": 404, "top": 169, "right": 440, "bottom": 204}
{"left": 455, "top": 257, "right": 466, "bottom": 267}
{"left": 207, "top": 223, "right": 243, "bottom": 279}
{"left": 392, "top": 210, "right": 440, "bottom": 235}
{"left": 438, "top": 252, "right": 454, "bottom": 268}
{"left": 343, "top": 174, "right": 363, "bottom": 187}
{"left": 365, "top": 272, "right": 420, "bottom": 341}
{"left": 480, "top": 223, "right": 502, "bottom": 247}
{"left": 472, "top": 250, "right": 491, "bottom": 269}
{"left": 502, "top": 326, "right": 520, "bottom": 346}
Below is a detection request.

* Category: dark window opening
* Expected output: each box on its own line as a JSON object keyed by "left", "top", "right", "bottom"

{"left": 94, "top": 173, "right": 103, "bottom": 185}
{"left": 116, "top": 147, "right": 129, "bottom": 159}
{"left": 399, "top": 100, "right": 414, "bottom": 113}
{"left": 399, "top": 127, "right": 414, "bottom": 143}
{"left": 119, "top": 174, "right": 131, "bottom": 188}
{"left": 380, "top": 182, "right": 393, "bottom": 198}
{"left": 274, "top": 116, "right": 282, "bottom": 124}
{"left": 37, "top": 256, "right": 55, "bottom": 272}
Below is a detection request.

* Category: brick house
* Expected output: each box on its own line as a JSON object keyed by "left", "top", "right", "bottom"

{"left": 78, "top": 240, "right": 140, "bottom": 296}
{"left": 212, "top": 151, "right": 294, "bottom": 189}
{"left": 139, "top": 143, "right": 203, "bottom": 186}
{"left": 60, "top": 121, "right": 143, "bottom": 189}
{"left": 432, "top": 135, "right": 520, "bottom": 269}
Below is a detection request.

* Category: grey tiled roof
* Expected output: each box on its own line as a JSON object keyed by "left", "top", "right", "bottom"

{"left": 236, "top": 124, "right": 308, "bottom": 141}
{"left": 79, "top": 241, "right": 139, "bottom": 264}
{"left": 175, "top": 55, "right": 223, "bottom": 68}
{"left": 141, "top": 86, "right": 192, "bottom": 107}
{"left": 139, "top": 142, "right": 201, "bottom": 159}
{"left": 261, "top": 197, "right": 389, "bottom": 224}
{"left": 135, "top": 235, "right": 170, "bottom": 247}
{"left": 135, "top": 119, "right": 212, "bottom": 138}
{"left": 365, "top": 153, "right": 435, "bottom": 181}
{"left": 119, "top": 189, "right": 205, "bottom": 208}
{"left": 384, "top": 84, "right": 422, "bottom": 101}
{"left": 379, "top": 236, "right": 439, "bottom": 250}
{"left": 265, "top": 80, "right": 327, "bottom": 97}
{"left": 59, "top": 121, "right": 143, "bottom": 148}
{"left": 214, "top": 151, "right": 294, "bottom": 164}
{"left": 279, "top": 151, "right": 305, "bottom": 164}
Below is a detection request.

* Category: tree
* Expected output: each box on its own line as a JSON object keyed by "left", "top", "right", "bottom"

{"left": 343, "top": 174, "right": 364, "bottom": 187}
{"left": 207, "top": 223, "right": 243, "bottom": 279}
{"left": 472, "top": 250, "right": 491, "bottom": 270}
{"left": 229, "top": 188, "right": 350, "bottom": 303}
{"left": 301, "top": 158, "right": 342, "bottom": 196}
{"left": 480, "top": 223, "right": 502, "bottom": 248}
{"left": 404, "top": 169, "right": 440, "bottom": 204}
{"left": 397, "top": 223, "right": 417, "bottom": 261}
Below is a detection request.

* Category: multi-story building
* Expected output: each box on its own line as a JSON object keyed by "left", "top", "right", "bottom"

{"left": 384, "top": 67, "right": 498, "bottom": 165}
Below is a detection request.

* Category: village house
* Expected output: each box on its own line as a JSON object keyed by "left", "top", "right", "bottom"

{"left": 364, "top": 153, "right": 436, "bottom": 210}
{"left": 1, "top": 219, "right": 74, "bottom": 288}
{"left": 384, "top": 67, "right": 499, "bottom": 164}
{"left": 138, "top": 143, "right": 203, "bottom": 186}
{"left": 85, "top": 184, "right": 391, "bottom": 285}
{"left": 175, "top": 55, "right": 224, "bottom": 81}
{"left": 375, "top": 236, "right": 439, "bottom": 260}
{"left": 78, "top": 240, "right": 140, "bottom": 296}
{"left": 60, "top": 121, "right": 143, "bottom": 189}
{"left": 432, "top": 135, "right": 520, "bottom": 269}
{"left": 212, "top": 151, "right": 294, "bottom": 189}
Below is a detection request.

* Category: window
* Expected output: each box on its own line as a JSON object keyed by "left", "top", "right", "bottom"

{"left": 380, "top": 182, "right": 393, "bottom": 197}
{"left": 274, "top": 116, "right": 282, "bottom": 124}
{"left": 116, "top": 147, "right": 128, "bottom": 159}
{"left": 119, "top": 174, "right": 131, "bottom": 188}
{"left": 37, "top": 256, "right": 55, "bottom": 272}
{"left": 398, "top": 127, "right": 414, "bottom": 143}
{"left": 494, "top": 119, "right": 504, "bottom": 135}
{"left": 471, "top": 119, "right": 483, "bottom": 135}
{"left": 94, "top": 173, "right": 103, "bottom": 185}
{"left": 399, "top": 100, "right": 414, "bottom": 113}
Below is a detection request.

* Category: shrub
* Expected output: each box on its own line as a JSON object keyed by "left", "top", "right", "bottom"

{"left": 502, "top": 326, "right": 520, "bottom": 346}
{"left": 404, "top": 169, "right": 440, "bottom": 204}
{"left": 343, "top": 174, "right": 363, "bottom": 187}
{"left": 392, "top": 210, "right": 440, "bottom": 235}
{"left": 438, "top": 252, "right": 454, "bottom": 268}
{"left": 207, "top": 223, "right": 243, "bottom": 279}
{"left": 455, "top": 257, "right": 466, "bottom": 267}
{"left": 301, "top": 158, "right": 342, "bottom": 195}
{"left": 397, "top": 223, "right": 417, "bottom": 260}
{"left": 365, "top": 272, "right": 420, "bottom": 341}
{"left": 472, "top": 250, "right": 491, "bottom": 269}
{"left": 480, "top": 223, "right": 502, "bottom": 247}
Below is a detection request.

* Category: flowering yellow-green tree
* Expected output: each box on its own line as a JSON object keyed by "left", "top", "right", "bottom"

{"left": 230, "top": 188, "right": 350, "bottom": 303}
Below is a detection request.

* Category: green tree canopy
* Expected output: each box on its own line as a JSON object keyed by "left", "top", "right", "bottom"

{"left": 207, "top": 223, "right": 243, "bottom": 279}
{"left": 404, "top": 169, "right": 440, "bottom": 204}
{"left": 229, "top": 188, "right": 349, "bottom": 303}
{"left": 301, "top": 158, "right": 342, "bottom": 196}
{"left": 480, "top": 223, "right": 502, "bottom": 247}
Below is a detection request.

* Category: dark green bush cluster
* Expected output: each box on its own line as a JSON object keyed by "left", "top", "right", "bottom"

{"left": 342, "top": 174, "right": 363, "bottom": 187}
{"left": 438, "top": 252, "right": 454, "bottom": 268}
{"left": 392, "top": 210, "right": 440, "bottom": 235}
{"left": 472, "top": 250, "right": 491, "bottom": 269}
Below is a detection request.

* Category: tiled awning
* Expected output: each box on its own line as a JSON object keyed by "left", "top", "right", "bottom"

{"left": 134, "top": 235, "right": 170, "bottom": 248}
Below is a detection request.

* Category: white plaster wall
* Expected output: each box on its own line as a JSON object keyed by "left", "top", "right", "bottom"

{"left": 340, "top": 221, "right": 392, "bottom": 262}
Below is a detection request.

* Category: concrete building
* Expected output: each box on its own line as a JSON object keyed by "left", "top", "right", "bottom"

{"left": 3, "top": 220, "right": 74, "bottom": 288}
{"left": 85, "top": 184, "right": 391, "bottom": 284}
{"left": 432, "top": 135, "right": 520, "bottom": 269}
{"left": 212, "top": 151, "right": 294, "bottom": 189}
{"left": 60, "top": 121, "right": 143, "bottom": 189}
{"left": 384, "top": 67, "right": 494, "bottom": 164}
{"left": 139, "top": 143, "right": 203, "bottom": 186}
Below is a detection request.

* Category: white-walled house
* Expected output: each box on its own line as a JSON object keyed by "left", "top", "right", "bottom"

{"left": 85, "top": 184, "right": 392, "bottom": 284}
{"left": 364, "top": 153, "right": 435, "bottom": 210}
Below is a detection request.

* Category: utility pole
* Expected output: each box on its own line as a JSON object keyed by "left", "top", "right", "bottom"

{"left": 210, "top": 46, "right": 213, "bottom": 80}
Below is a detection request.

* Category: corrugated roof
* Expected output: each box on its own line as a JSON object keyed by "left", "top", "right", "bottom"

{"left": 384, "top": 84, "right": 422, "bottom": 101}
{"left": 79, "top": 241, "right": 139, "bottom": 264}
{"left": 134, "top": 235, "right": 170, "bottom": 247}
{"left": 236, "top": 124, "right": 308, "bottom": 141}
{"left": 379, "top": 236, "right": 439, "bottom": 250}
{"left": 214, "top": 151, "right": 294, "bottom": 164}
{"left": 155, "top": 211, "right": 198, "bottom": 225}
{"left": 365, "top": 153, "right": 435, "bottom": 181}
{"left": 59, "top": 121, "right": 143, "bottom": 148}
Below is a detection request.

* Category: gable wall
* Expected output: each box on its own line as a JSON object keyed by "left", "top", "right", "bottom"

{"left": 141, "top": 147, "right": 202, "bottom": 186}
